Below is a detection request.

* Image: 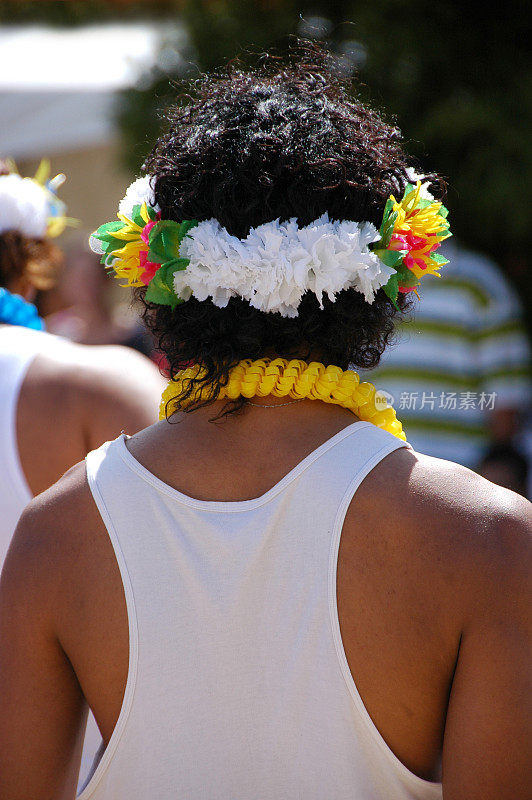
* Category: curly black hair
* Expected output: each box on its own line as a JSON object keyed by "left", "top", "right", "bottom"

{"left": 139, "top": 43, "right": 442, "bottom": 415}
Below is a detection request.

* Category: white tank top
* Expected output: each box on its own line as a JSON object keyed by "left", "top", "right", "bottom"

{"left": 81, "top": 424, "right": 443, "bottom": 800}
{"left": 0, "top": 325, "right": 72, "bottom": 560}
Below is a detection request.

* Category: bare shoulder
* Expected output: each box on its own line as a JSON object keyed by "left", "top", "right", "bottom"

{"left": 357, "top": 445, "right": 531, "bottom": 541}
{"left": 74, "top": 342, "right": 164, "bottom": 381}
{"left": 1, "top": 462, "right": 105, "bottom": 610}
{"left": 70, "top": 344, "right": 165, "bottom": 439}
{"left": 26, "top": 341, "right": 163, "bottom": 411}
{"left": 29, "top": 341, "right": 164, "bottom": 452}
{"left": 351, "top": 446, "right": 531, "bottom": 616}
{"left": 51, "top": 341, "right": 164, "bottom": 399}
{"left": 18, "top": 458, "right": 98, "bottom": 527}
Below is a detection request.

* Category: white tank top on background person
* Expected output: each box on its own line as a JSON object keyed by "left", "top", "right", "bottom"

{"left": 81, "top": 422, "right": 443, "bottom": 800}
{"left": 0, "top": 324, "right": 72, "bottom": 559}
{"left": 0, "top": 323, "right": 103, "bottom": 791}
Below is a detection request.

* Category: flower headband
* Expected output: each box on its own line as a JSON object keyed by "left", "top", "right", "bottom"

{"left": 90, "top": 171, "right": 451, "bottom": 316}
{"left": 0, "top": 159, "right": 74, "bottom": 239}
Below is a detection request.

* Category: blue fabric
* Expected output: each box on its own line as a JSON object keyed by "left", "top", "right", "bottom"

{"left": 0, "top": 288, "right": 45, "bottom": 330}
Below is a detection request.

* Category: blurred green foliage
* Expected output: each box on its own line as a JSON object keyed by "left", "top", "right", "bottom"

{"left": 121, "top": 2, "right": 532, "bottom": 289}
{"left": 3, "top": 1, "right": 531, "bottom": 310}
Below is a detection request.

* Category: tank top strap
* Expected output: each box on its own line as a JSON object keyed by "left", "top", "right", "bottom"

{"left": 85, "top": 422, "right": 408, "bottom": 534}
{"left": 283, "top": 420, "right": 409, "bottom": 521}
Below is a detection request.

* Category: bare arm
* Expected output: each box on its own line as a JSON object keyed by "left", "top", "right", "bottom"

{"left": 442, "top": 495, "right": 532, "bottom": 798}
{"left": 0, "top": 495, "right": 86, "bottom": 800}
{"left": 0, "top": 462, "right": 128, "bottom": 800}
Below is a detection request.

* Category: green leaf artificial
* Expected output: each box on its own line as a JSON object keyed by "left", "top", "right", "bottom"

{"left": 378, "top": 198, "right": 395, "bottom": 237}
{"left": 383, "top": 273, "right": 400, "bottom": 307}
{"left": 178, "top": 219, "right": 199, "bottom": 240}
{"left": 373, "top": 248, "right": 404, "bottom": 268}
{"left": 126, "top": 202, "right": 158, "bottom": 227}
{"left": 92, "top": 221, "right": 131, "bottom": 259}
{"left": 145, "top": 263, "right": 183, "bottom": 308}
{"left": 379, "top": 212, "right": 399, "bottom": 248}
{"left": 147, "top": 219, "right": 183, "bottom": 265}
{"left": 394, "top": 266, "right": 420, "bottom": 288}
{"left": 130, "top": 204, "right": 145, "bottom": 227}
{"left": 101, "top": 236, "right": 124, "bottom": 252}
{"left": 145, "top": 218, "right": 199, "bottom": 306}
{"left": 383, "top": 262, "right": 421, "bottom": 309}
{"left": 94, "top": 220, "right": 123, "bottom": 238}
{"left": 430, "top": 253, "right": 449, "bottom": 265}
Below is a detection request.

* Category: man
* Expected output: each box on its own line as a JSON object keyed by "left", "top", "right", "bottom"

{"left": 0, "top": 51, "right": 530, "bottom": 800}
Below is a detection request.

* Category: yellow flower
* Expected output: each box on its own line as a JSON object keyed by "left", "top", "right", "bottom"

{"left": 108, "top": 203, "right": 152, "bottom": 287}
{"left": 389, "top": 182, "right": 451, "bottom": 279}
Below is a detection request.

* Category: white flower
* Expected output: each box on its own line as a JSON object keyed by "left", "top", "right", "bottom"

{"left": 0, "top": 174, "right": 50, "bottom": 237}
{"left": 405, "top": 167, "right": 435, "bottom": 201}
{"left": 118, "top": 175, "right": 159, "bottom": 218}
{"left": 176, "top": 214, "right": 395, "bottom": 317}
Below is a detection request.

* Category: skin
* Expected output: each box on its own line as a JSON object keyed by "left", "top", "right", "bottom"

{"left": 0, "top": 396, "right": 530, "bottom": 799}
{"left": 14, "top": 340, "right": 167, "bottom": 496}
{"left": 1, "top": 274, "right": 166, "bottom": 495}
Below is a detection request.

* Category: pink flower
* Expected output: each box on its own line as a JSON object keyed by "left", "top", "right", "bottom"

{"left": 390, "top": 229, "right": 427, "bottom": 253}
{"left": 141, "top": 216, "right": 159, "bottom": 245}
{"left": 139, "top": 214, "right": 161, "bottom": 285}
{"left": 388, "top": 233, "right": 408, "bottom": 251}
{"left": 139, "top": 249, "right": 160, "bottom": 285}
{"left": 404, "top": 253, "right": 428, "bottom": 272}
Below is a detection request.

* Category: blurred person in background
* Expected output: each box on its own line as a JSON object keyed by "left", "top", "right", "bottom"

{"left": 0, "top": 160, "right": 165, "bottom": 787}
{"left": 363, "top": 236, "right": 531, "bottom": 496}
{"left": 42, "top": 237, "right": 156, "bottom": 357}
{"left": 0, "top": 50, "right": 530, "bottom": 800}
{"left": 478, "top": 442, "right": 529, "bottom": 497}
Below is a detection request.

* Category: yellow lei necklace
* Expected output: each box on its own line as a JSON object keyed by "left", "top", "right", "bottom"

{"left": 160, "top": 358, "right": 406, "bottom": 441}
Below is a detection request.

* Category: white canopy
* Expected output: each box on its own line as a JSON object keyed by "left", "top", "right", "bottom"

{"left": 0, "top": 22, "right": 185, "bottom": 158}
